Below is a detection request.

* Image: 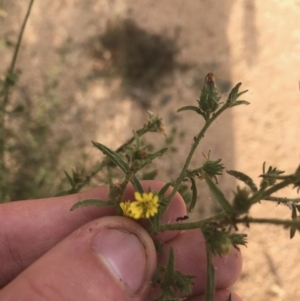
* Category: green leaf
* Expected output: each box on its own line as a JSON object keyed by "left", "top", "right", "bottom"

{"left": 226, "top": 83, "right": 241, "bottom": 103}
{"left": 92, "top": 141, "right": 143, "bottom": 193}
{"left": 64, "top": 171, "right": 74, "bottom": 187}
{"left": 158, "top": 182, "right": 171, "bottom": 199}
{"left": 151, "top": 182, "right": 172, "bottom": 231}
{"left": 230, "top": 100, "right": 250, "bottom": 107}
{"left": 92, "top": 141, "right": 129, "bottom": 173}
{"left": 204, "top": 174, "right": 233, "bottom": 214}
{"left": 226, "top": 82, "right": 249, "bottom": 106}
{"left": 188, "top": 177, "right": 198, "bottom": 212}
{"left": 237, "top": 90, "right": 249, "bottom": 98}
{"left": 70, "top": 199, "right": 115, "bottom": 211}
{"left": 133, "top": 131, "right": 141, "bottom": 148}
{"left": 226, "top": 170, "right": 258, "bottom": 193}
{"left": 131, "top": 177, "right": 144, "bottom": 194}
{"left": 177, "top": 105, "right": 207, "bottom": 120}
{"left": 177, "top": 105, "right": 201, "bottom": 114}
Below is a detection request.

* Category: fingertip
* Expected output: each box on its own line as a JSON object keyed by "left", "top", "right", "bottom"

{"left": 214, "top": 246, "right": 243, "bottom": 289}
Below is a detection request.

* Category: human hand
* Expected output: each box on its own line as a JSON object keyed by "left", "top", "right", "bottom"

{"left": 0, "top": 181, "right": 242, "bottom": 301}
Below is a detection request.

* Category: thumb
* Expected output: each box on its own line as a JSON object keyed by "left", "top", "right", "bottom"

{"left": 0, "top": 216, "right": 157, "bottom": 301}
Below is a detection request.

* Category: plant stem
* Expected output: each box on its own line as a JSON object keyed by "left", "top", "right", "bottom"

{"left": 235, "top": 216, "right": 300, "bottom": 228}
{"left": 263, "top": 196, "right": 300, "bottom": 205}
{"left": 163, "top": 104, "right": 230, "bottom": 212}
{"left": 3, "top": 0, "right": 35, "bottom": 107}
{"left": 263, "top": 177, "right": 296, "bottom": 197}
{"left": 157, "top": 212, "right": 226, "bottom": 232}
{"left": 204, "top": 243, "right": 215, "bottom": 301}
{"left": 0, "top": 0, "right": 35, "bottom": 203}
{"left": 249, "top": 177, "right": 295, "bottom": 206}
{"left": 118, "top": 169, "right": 135, "bottom": 203}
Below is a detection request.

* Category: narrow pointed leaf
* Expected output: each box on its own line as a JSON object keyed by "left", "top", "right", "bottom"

{"left": 204, "top": 174, "right": 233, "bottom": 214}
{"left": 177, "top": 105, "right": 201, "bottom": 113}
{"left": 226, "top": 170, "right": 258, "bottom": 193}
{"left": 131, "top": 177, "right": 144, "bottom": 194}
{"left": 226, "top": 83, "right": 241, "bottom": 103}
{"left": 92, "top": 141, "right": 129, "bottom": 173}
{"left": 188, "top": 177, "right": 198, "bottom": 212}
{"left": 133, "top": 131, "right": 141, "bottom": 148}
{"left": 150, "top": 210, "right": 161, "bottom": 232}
{"left": 237, "top": 90, "right": 248, "bottom": 98}
{"left": 64, "top": 171, "right": 74, "bottom": 187}
{"left": 92, "top": 141, "right": 143, "bottom": 193}
{"left": 230, "top": 100, "right": 250, "bottom": 107}
{"left": 290, "top": 225, "right": 296, "bottom": 239}
{"left": 70, "top": 199, "right": 115, "bottom": 211}
{"left": 177, "top": 105, "right": 207, "bottom": 120}
{"left": 158, "top": 182, "right": 171, "bottom": 199}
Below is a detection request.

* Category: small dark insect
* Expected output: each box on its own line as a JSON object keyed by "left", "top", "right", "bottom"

{"left": 176, "top": 215, "right": 189, "bottom": 222}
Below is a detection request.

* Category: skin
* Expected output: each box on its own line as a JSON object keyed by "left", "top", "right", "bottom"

{"left": 0, "top": 180, "right": 243, "bottom": 301}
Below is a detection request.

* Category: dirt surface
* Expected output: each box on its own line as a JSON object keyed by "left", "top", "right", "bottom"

{"left": 1, "top": 1, "right": 300, "bottom": 300}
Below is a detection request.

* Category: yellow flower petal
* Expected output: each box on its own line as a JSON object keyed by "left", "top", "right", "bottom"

{"left": 134, "top": 192, "right": 143, "bottom": 202}
{"left": 120, "top": 201, "right": 132, "bottom": 217}
{"left": 123, "top": 191, "right": 159, "bottom": 220}
{"left": 128, "top": 201, "right": 143, "bottom": 219}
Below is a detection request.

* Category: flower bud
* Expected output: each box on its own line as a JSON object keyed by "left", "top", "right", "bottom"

{"left": 198, "top": 73, "right": 220, "bottom": 113}
{"left": 232, "top": 186, "right": 251, "bottom": 214}
{"left": 202, "top": 159, "right": 224, "bottom": 178}
{"left": 206, "top": 230, "right": 233, "bottom": 255}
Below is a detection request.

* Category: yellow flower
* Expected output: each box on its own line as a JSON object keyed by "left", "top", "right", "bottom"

{"left": 120, "top": 201, "right": 133, "bottom": 217}
{"left": 120, "top": 191, "right": 159, "bottom": 220}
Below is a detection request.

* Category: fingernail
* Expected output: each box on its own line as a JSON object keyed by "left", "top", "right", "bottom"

{"left": 91, "top": 229, "right": 147, "bottom": 293}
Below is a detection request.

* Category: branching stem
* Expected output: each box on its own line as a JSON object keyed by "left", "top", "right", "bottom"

{"left": 163, "top": 103, "right": 230, "bottom": 213}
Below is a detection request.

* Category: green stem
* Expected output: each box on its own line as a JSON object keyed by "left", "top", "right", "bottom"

{"left": 119, "top": 169, "right": 135, "bottom": 203}
{"left": 204, "top": 244, "right": 215, "bottom": 301}
{"left": 263, "top": 196, "right": 300, "bottom": 205}
{"left": 263, "top": 177, "right": 295, "bottom": 197}
{"left": 249, "top": 177, "right": 295, "bottom": 205}
{"left": 163, "top": 104, "right": 230, "bottom": 212}
{"left": 3, "top": 0, "right": 35, "bottom": 107}
{"left": 157, "top": 212, "right": 226, "bottom": 232}
{"left": 235, "top": 216, "right": 300, "bottom": 228}
{"left": 0, "top": 0, "right": 35, "bottom": 203}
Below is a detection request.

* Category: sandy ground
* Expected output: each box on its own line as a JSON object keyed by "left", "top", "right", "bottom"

{"left": 1, "top": 1, "right": 300, "bottom": 300}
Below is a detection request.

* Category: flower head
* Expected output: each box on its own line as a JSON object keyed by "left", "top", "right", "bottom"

{"left": 119, "top": 201, "right": 132, "bottom": 217}
{"left": 120, "top": 191, "right": 159, "bottom": 220}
